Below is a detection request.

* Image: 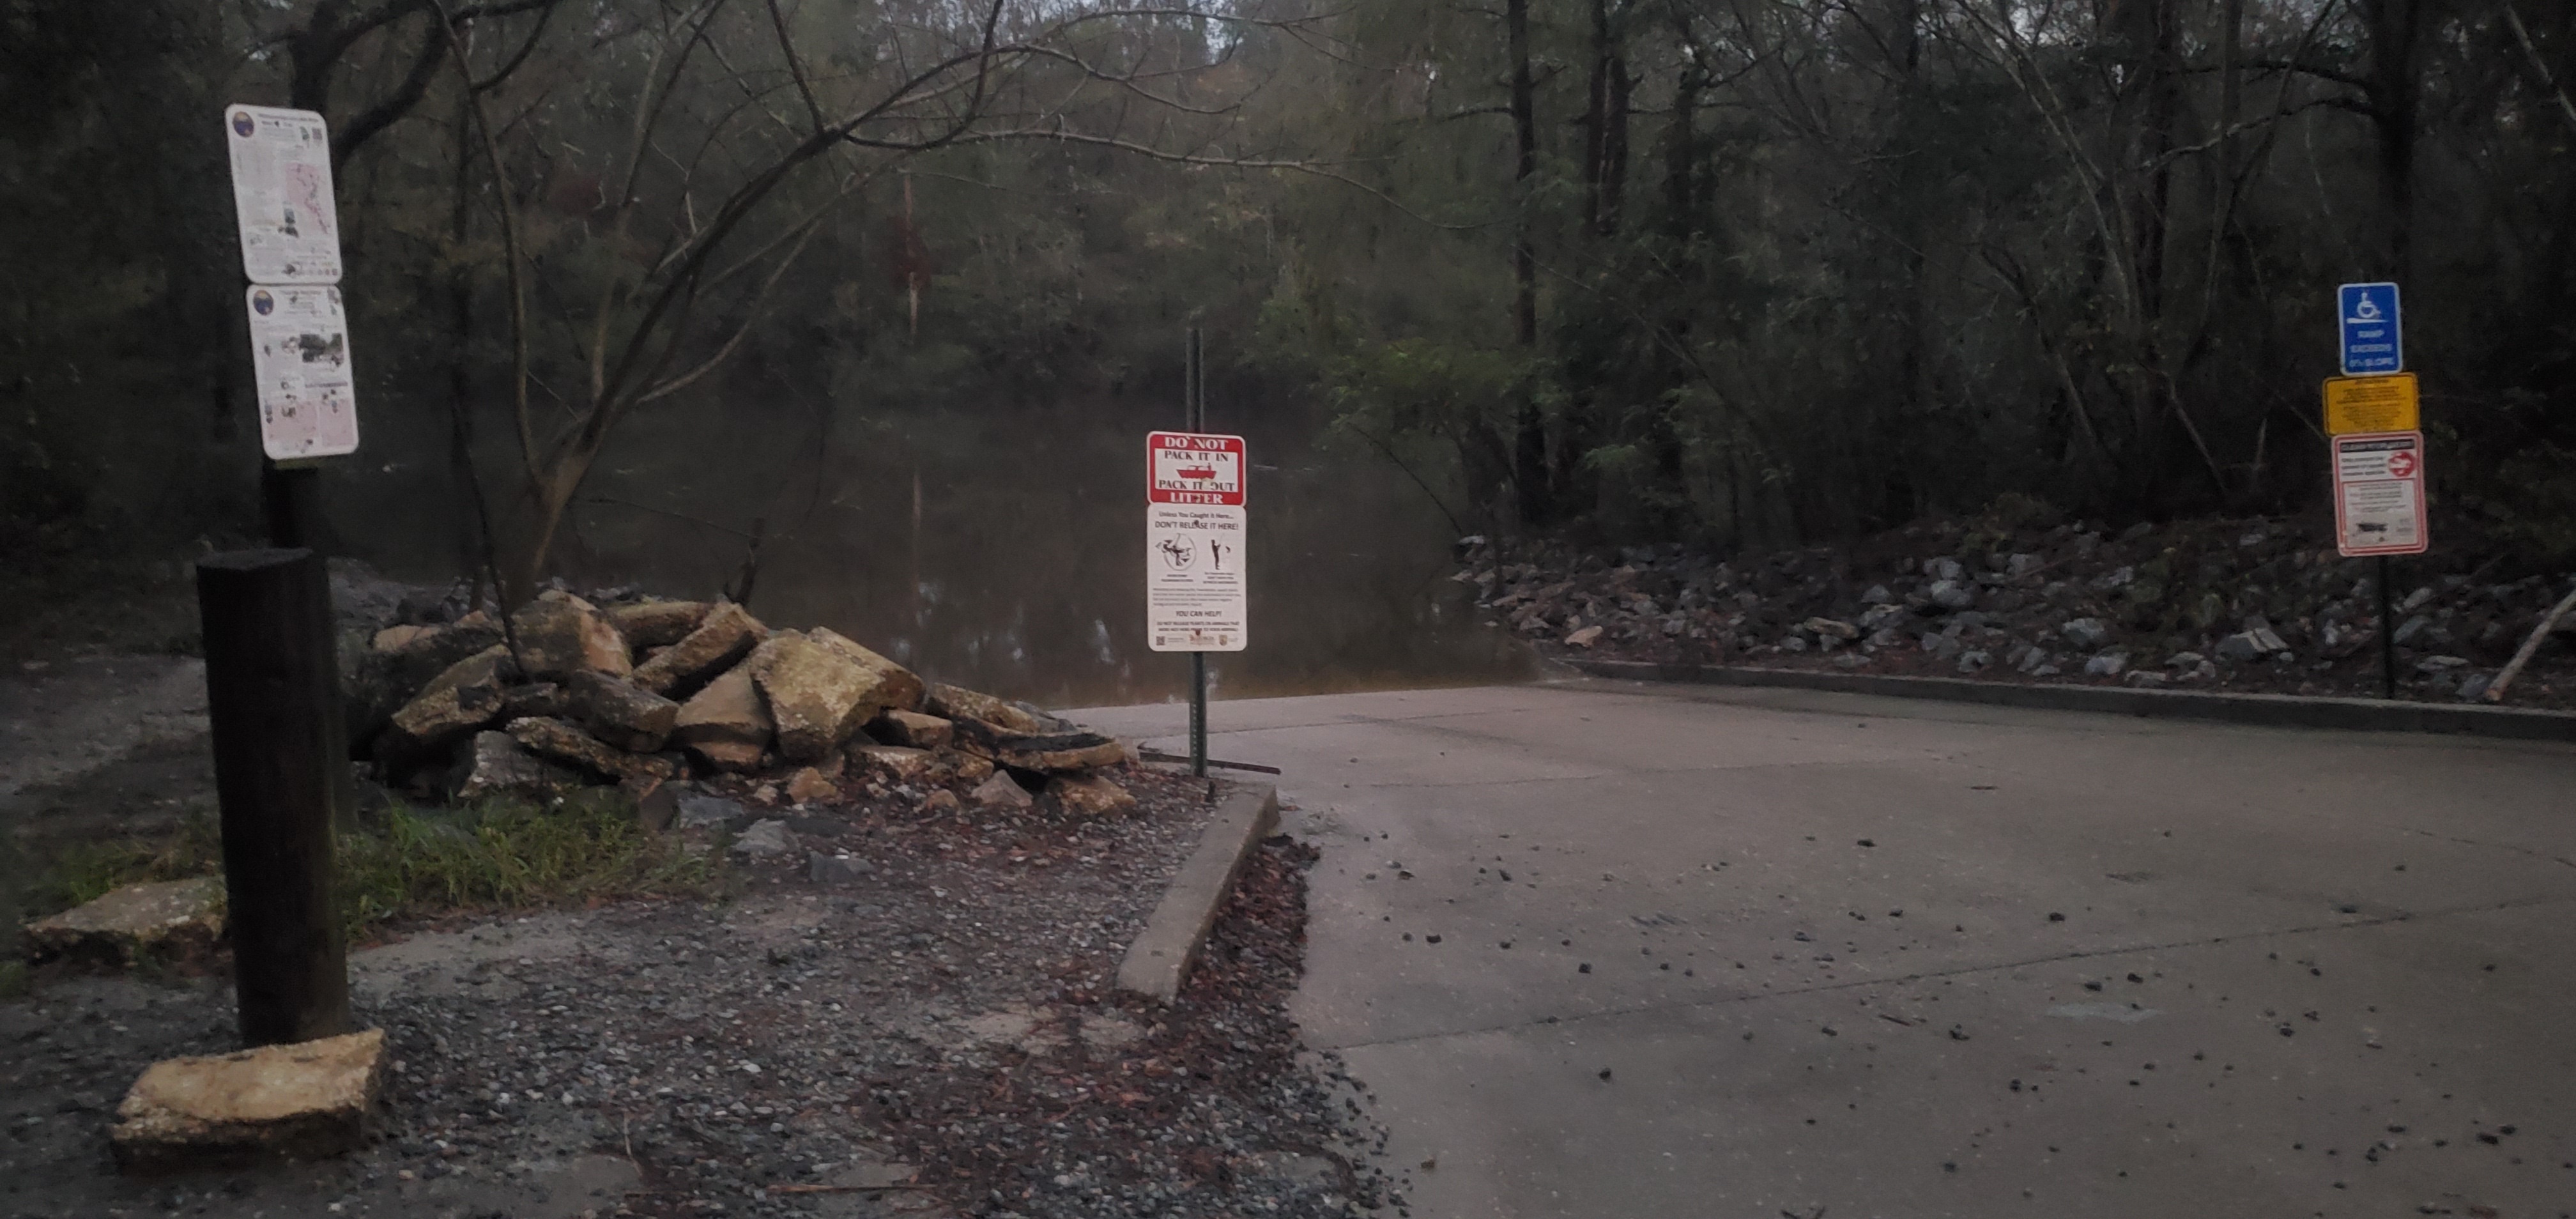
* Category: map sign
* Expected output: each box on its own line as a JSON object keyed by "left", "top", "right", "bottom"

{"left": 226, "top": 105, "right": 343, "bottom": 284}
{"left": 245, "top": 286, "right": 361, "bottom": 460}
{"left": 2331, "top": 431, "right": 2428, "bottom": 558}
{"left": 1145, "top": 431, "right": 1248, "bottom": 652}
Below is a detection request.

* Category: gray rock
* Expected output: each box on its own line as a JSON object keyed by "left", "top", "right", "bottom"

{"left": 1923, "top": 634, "right": 1965, "bottom": 661}
{"left": 2414, "top": 655, "right": 2469, "bottom": 673}
{"left": 730, "top": 819, "right": 793, "bottom": 858}
{"left": 1802, "top": 617, "right": 1859, "bottom": 641}
{"left": 971, "top": 771, "right": 1035, "bottom": 811}
{"left": 446, "top": 730, "right": 586, "bottom": 802}
{"left": 631, "top": 602, "right": 767, "bottom": 700}
{"left": 2166, "top": 651, "right": 2205, "bottom": 668}
{"left": 2394, "top": 615, "right": 2431, "bottom": 645}
{"left": 569, "top": 671, "right": 680, "bottom": 753}
{"left": 1859, "top": 603, "right": 1908, "bottom": 632}
{"left": 1866, "top": 627, "right": 1904, "bottom": 648}
{"left": 2398, "top": 586, "right": 2435, "bottom": 613}
{"left": 377, "top": 645, "right": 514, "bottom": 770}
{"left": 2083, "top": 650, "right": 2129, "bottom": 677}
{"left": 675, "top": 791, "right": 746, "bottom": 829}
{"left": 1860, "top": 585, "right": 1892, "bottom": 604}
{"left": 2092, "top": 565, "right": 2135, "bottom": 591}
{"left": 2124, "top": 670, "right": 2168, "bottom": 687}
{"left": 1956, "top": 650, "right": 1992, "bottom": 674}
{"left": 808, "top": 852, "right": 876, "bottom": 885}
{"left": 2016, "top": 647, "right": 2052, "bottom": 675}
{"left": 604, "top": 600, "right": 710, "bottom": 650}
{"left": 509, "top": 593, "right": 632, "bottom": 682}
{"left": 507, "top": 716, "right": 675, "bottom": 785}
{"left": 2457, "top": 673, "right": 2493, "bottom": 701}
{"left": 1928, "top": 579, "right": 1976, "bottom": 610}
{"left": 671, "top": 666, "right": 772, "bottom": 772}
{"left": 2215, "top": 632, "right": 2263, "bottom": 663}
{"left": 1924, "top": 557, "right": 1965, "bottom": 582}
{"left": 2007, "top": 553, "right": 2045, "bottom": 578}
{"left": 2060, "top": 617, "right": 2109, "bottom": 649}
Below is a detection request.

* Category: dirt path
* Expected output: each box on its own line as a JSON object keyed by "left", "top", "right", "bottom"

{"left": 0, "top": 655, "right": 208, "bottom": 806}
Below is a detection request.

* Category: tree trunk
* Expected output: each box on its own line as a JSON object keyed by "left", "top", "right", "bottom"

{"left": 1508, "top": 0, "right": 1548, "bottom": 525}
{"left": 2365, "top": 0, "right": 2425, "bottom": 277}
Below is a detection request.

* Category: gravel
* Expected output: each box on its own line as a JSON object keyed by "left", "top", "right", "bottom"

{"left": 1, "top": 769, "right": 1390, "bottom": 1219}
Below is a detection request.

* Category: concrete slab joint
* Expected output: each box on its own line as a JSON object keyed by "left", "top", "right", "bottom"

{"left": 1116, "top": 783, "right": 1280, "bottom": 1003}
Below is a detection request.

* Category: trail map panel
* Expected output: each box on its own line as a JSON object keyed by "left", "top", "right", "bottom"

{"left": 1146, "top": 431, "right": 1248, "bottom": 652}
{"left": 246, "top": 286, "right": 361, "bottom": 460}
{"left": 2331, "top": 430, "right": 2428, "bottom": 558}
{"left": 226, "top": 106, "right": 343, "bottom": 285}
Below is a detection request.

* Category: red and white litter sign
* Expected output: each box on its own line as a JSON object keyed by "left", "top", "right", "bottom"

{"left": 2332, "top": 430, "right": 2428, "bottom": 557}
{"left": 1146, "top": 432, "right": 1248, "bottom": 652}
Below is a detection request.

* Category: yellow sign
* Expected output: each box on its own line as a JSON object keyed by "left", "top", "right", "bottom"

{"left": 2323, "top": 373, "right": 2419, "bottom": 435}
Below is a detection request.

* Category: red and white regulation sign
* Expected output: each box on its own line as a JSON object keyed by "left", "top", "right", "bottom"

{"left": 2331, "top": 430, "right": 2429, "bottom": 557}
{"left": 1146, "top": 431, "right": 1248, "bottom": 652}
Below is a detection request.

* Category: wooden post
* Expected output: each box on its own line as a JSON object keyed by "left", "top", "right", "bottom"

{"left": 196, "top": 548, "right": 351, "bottom": 1046}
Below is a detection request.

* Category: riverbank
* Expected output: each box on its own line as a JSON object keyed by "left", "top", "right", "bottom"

{"left": 1463, "top": 510, "right": 2576, "bottom": 710}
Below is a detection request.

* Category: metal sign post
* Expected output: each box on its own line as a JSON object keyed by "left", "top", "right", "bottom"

{"left": 2325, "top": 284, "right": 2418, "bottom": 700}
{"left": 1147, "top": 330, "right": 1249, "bottom": 778}
{"left": 1188, "top": 332, "right": 1207, "bottom": 778}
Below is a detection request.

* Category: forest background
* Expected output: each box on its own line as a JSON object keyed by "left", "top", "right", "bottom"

{"left": 6, "top": 0, "right": 2575, "bottom": 631}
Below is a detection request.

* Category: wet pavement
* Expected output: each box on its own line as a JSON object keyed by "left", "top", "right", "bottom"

{"left": 1074, "top": 678, "right": 2576, "bottom": 1218}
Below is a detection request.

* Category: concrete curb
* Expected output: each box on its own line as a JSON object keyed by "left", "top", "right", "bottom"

{"left": 1568, "top": 658, "right": 2576, "bottom": 743}
{"left": 1116, "top": 783, "right": 1281, "bottom": 1003}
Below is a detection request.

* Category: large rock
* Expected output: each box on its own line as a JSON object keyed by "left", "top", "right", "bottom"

{"left": 344, "top": 613, "right": 505, "bottom": 757}
{"left": 445, "top": 730, "right": 586, "bottom": 802}
{"left": 606, "top": 600, "right": 710, "bottom": 650}
{"left": 509, "top": 592, "right": 632, "bottom": 682}
{"left": 850, "top": 744, "right": 938, "bottom": 783}
{"left": 376, "top": 645, "right": 514, "bottom": 769}
{"left": 25, "top": 877, "right": 224, "bottom": 965}
{"left": 926, "top": 683, "right": 1059, "bottom": 734}
{"left": 506, "top": 717, "right": 675, "bottom": 785}
{"left": 111, "top": 1029, "right": 387, "bottom": 1174}
{"left": 808, "top": 628, "right": 926, "bottom": 713}
{"left": 1048, "top": 774, "right": 1138, "bottom": 817}
{"left": 970, "top": 770, "right": 1034, "bottom": 811}
{"left": 749, "top": 632, "right": 887, "bottom": 762}
{"left": 630, "top": 602, "right": 765, "bottom": 699}
{"left": 951, "top": 715, "right": 1126, "bottom": 774}
{"left": 671, "top": 666, "right": 772, "bottom": 772}
{"left": 570, "top": 672, "right": 679, "bottom": 753}
{"left": 868, "top": 709, "right": 953, "bottom": 749}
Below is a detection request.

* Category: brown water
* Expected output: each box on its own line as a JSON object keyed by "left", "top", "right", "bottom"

{"left": 361, "top": 394, "right": 1533, "bottom": 708}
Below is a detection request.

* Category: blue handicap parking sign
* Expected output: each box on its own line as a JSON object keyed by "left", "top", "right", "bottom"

{"left": 2338, "top": 282, "right": 2402, "bottom": 376}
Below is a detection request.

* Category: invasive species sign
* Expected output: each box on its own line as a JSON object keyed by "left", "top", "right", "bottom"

{"left": 1145, "top": 431, "right": 1247, "bottom": 652}
{"left": 225, "top": 106, "right": 343, "bottom": 286}
{"left": 2331, "top": 431, "right": 2428, "bottom": 557}
{"left": 245, "top": 286, "right": 361, "bottom": 460}
{"left": 2322, "top": 372, "right": 2419, "bottom": 436}
{"left": 2337, "top": 281, "right": 2402, "bottom": 376}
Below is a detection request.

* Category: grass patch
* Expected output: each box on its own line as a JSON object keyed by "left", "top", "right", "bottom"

{"left": 15, "top": 791, "right": 725, "bottom": 953}
{"left": 336, "top": 790, "right": 726, "bottom": 937}
{"left": 21, "top": 814, "right": 222, "bottom": 918}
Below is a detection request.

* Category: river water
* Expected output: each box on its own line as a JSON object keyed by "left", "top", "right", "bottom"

{"left": 361, "top": 393, "right": 1533, "bottom": 709}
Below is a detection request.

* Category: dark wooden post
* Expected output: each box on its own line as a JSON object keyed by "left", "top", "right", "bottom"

{"left": 197, "top": 548, "right": 352, "bottom": 1046}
